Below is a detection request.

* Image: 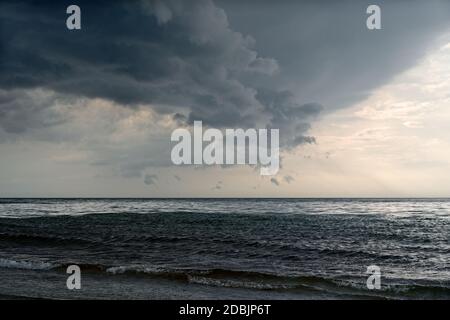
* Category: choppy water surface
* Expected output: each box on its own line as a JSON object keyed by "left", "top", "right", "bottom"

{"left": 0, "top": 198, "right": 448, "bottom": 299}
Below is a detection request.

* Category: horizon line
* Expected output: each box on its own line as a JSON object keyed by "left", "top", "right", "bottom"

{"left": 1, "top": 197, "right": 450, "bottom": 200}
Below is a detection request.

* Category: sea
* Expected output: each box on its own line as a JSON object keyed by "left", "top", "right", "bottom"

{"left": 0, "top": 198, "right": 448, "bottom": 300}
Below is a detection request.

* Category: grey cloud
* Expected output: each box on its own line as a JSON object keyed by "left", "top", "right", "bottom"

{"left": 0, "top": 89, "right": 68, "bottom": 136}
{"left": 144, "top": 174, "right": 158, "bottom": 185}
{"left": 96, "top": 144, "right": 172, "bottom": 178}
{"left": 2, "top": 0, "right": 450, "bottom": 182}
{"left": 211, "top": 180, "right": 223, "bottom": 190}
{"left": 219, "top": 0, "right": 450, "bottom": 111}
{"left": 0, "top": 1, "right": 274, "bottom": 118}
{"left": 257, "top": 89, "right": 322, "bottom": 147}
{"left": 0, "top": 0, "right": 321, "bottom": 149}
{"left": 284, "top": 175, "right": 294, "bottom": 184}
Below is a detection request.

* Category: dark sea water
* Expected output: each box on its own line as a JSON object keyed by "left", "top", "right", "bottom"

{"left": 0, "top": 198, "right": 448, "bottom": 300}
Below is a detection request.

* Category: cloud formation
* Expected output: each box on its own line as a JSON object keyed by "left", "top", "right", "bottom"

{"left": 144, "top": 173, "right": 158, "bottom": 185}
{"left": 284, "top": 175, "right": 294, "bottom": 184}
{"left": 211, "top": 181, "right": 223, "bottom": 190}
{"left": 0, "top": 0, "right": 327, "bottom": 152}
{"left": 2, "top": 0, "right": 450, "bottom": 196}
{"left": 270, "top": 178, "right": 279, "bottom": 186}
{"left": 219, "top": 0, "right": 450, "bottom": 110}
{"left": 0, "top": 89, "right": 68, "bottom": 136}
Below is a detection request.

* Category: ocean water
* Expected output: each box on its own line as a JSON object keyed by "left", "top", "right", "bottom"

{"left": 0, "top": 198, "right": 448, "bottom": 300}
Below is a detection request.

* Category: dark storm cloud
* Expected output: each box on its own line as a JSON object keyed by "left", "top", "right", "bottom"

{"left": 1, "top": 2, "right": 272, "bottom": 122}
{"left": 2, "top": 0, "right": 450, "bottom": 153}
{"left": 218, "top": 0, "right": 450, "bottom": 110}
{"left": 257, "top": 89, "right": 322, "bottom": 147}
{"left": 0, "top": 0, "right": 327, "bottom": 149}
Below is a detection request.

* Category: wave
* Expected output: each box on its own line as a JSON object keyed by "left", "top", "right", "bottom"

{"left": 0, "top": 258, "right": 57, "bottom": 270}
{"left": 187, "top": 275, "right": 302, "bottom": 290}
{"left": 0, "top": 232, "right": 96, "bottom": 246}
{"left": 0, "top": 231, "right": 197, "bottom": 246}
{"left": 75, "top": 264, "right": 450, "bottom": 297}
{"left": 98, "top": 265, "right": 347, "bottom": 293}
{"left": 1, "top": 259, "right": 448, "bottom": 298}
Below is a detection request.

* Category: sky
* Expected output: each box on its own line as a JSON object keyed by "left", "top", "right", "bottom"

{"left": 1, "top": 0, "right": 450, "bottom": 197}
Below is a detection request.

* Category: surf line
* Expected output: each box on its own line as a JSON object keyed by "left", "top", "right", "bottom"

{"left": 171, "top": 121, "right": 280, "bottom": 175}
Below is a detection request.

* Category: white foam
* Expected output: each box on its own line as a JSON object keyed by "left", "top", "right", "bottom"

{"left": 0, "top": 258, "right": 55, "bottom": 270}
{"left": 106, "top": 265, "right": 165, "bottom": 275}
{"left": 187, "top": 275, "right": 292, "bottom": 290}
